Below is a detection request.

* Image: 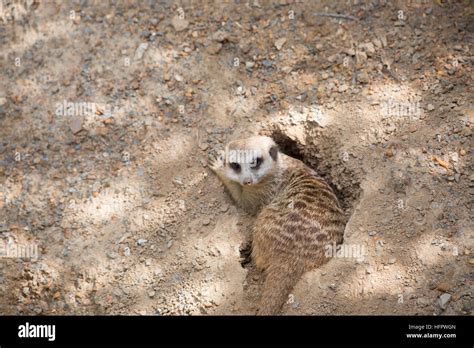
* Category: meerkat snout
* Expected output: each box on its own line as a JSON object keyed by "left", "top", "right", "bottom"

{"left": 243, "top": 178, "right": 253, "bottom": 185}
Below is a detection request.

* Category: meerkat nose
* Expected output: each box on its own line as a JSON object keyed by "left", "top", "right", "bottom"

{"left": 243, "top": 178, "right": 253, "bottom": 185}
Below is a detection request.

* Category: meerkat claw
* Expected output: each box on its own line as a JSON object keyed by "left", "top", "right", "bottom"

{"left": 209, "top": 154, "right": 224, "bottom": 172}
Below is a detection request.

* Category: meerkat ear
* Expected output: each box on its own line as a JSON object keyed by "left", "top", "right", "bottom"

{"left": 269, "top": 145, "right": 278, "bottom": 161}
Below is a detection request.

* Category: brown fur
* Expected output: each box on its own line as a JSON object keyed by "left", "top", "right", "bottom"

{"left": 210, "top": 136, "right": 345, "bottom": 315}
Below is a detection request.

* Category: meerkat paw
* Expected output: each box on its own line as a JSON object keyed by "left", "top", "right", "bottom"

{"left": 209, "top": 154, "right": 224, "bottom": 173}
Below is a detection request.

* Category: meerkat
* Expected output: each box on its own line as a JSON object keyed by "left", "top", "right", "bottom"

{"left": 210, "top": 135, "right": 346, "bottom": 315}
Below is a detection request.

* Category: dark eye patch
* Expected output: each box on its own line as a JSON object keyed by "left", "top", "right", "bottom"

{"left": 251, "top": 157, "right": 263, "bottom": 169}
{"left": 229, "top": 162, "right": 241, "bottom": 172}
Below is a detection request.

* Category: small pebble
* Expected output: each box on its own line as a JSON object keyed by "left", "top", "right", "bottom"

{"left": 107, "top": 251, "right": 119, "bottom": 259}
{"left": 137, "top": 239, "right": 148, "bottom": 246}
{"left": 438, "top": 293, "right": 452, "bottom": 309}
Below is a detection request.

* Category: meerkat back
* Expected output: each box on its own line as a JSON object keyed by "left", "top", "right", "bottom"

{"left": 252, "top": 155, "right": 345, "bottom": 314}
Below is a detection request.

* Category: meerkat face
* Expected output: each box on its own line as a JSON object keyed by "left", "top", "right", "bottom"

{"left": 224, "top": 136, "right": 279, "bottom": 186}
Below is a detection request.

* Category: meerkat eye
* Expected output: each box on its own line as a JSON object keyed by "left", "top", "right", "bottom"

{"left": 229, "top": 162, "right": 241, "bottom": 172}
{"left": 251, "top": 157, "right": 263, "bottom": 169}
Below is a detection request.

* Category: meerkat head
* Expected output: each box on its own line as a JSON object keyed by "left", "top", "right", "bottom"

{"left": 223, "top": 136, "right": 279, "bottom": 186}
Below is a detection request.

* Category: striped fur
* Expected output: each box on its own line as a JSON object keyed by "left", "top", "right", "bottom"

{"left": 210, "top": 136, "right": 345, "bottom": 315}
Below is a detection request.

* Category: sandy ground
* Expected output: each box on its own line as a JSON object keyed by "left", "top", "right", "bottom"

{"left": 0, "top": 0, "right": 472, "bottom": 315}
